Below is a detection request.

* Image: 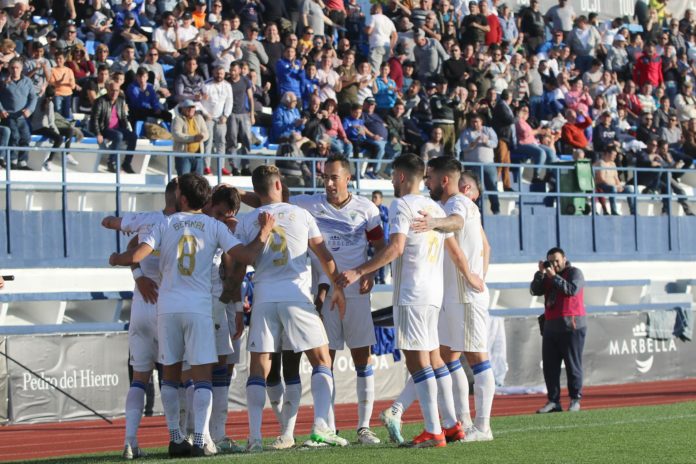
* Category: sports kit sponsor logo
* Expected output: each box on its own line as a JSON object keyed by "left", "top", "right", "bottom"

{"left": 608, "top": 323, "right": 677, "bottom": 374}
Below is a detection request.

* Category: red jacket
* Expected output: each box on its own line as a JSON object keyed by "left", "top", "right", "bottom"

{"left": 485, "top": 14, "right": 502, "bottom": 45}
{"left": 561, "top": 115, "right": 592, "bottom": 149}
{"left": 540, "top": 267, "right": 586, "bottom": 321}
{"left": 633, "top": 53, "right": 663, "bottom": 88}
{"left": 388, "top": 56, "right": 404, "bottom": 92}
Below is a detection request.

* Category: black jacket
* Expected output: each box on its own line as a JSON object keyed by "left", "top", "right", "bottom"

{"left": 91, "top": 95, "right": 130, "bottom": 136}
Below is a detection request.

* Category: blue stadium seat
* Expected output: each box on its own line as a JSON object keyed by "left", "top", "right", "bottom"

{"left": 151, "top": 139, "right": 173, "bottom": 147}
{"left": 251, "top": 126, "right": 267, "bottom": 149}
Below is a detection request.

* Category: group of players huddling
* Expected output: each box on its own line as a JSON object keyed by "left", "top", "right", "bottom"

{"left": 104, "top": 153, "right": 495, "bottom": 459}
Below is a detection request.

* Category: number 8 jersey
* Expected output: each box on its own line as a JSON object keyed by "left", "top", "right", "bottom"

{"left": 142, "top": 211, "right": 241, "bottom": 315}
{"left": 235, "top": 202, "right": 322, "bottom": 305}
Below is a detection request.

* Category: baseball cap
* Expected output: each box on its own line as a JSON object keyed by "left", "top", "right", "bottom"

{"left": 414, "top": 29, "right": 425, "bottom": 39}
{"left": 364, "top": 97, "right": 376, "bottom": 104}
{"left": 182, "top": 12, "right": 193, "bottom": 20}
{"left": 180, "top": 99, "right": 197, "bottom": 108}
{"left": 426, "top": 81, "right": 438, "bottom": 90}
{"left": 613, "top": 34, "right": 626, "bottom": 42}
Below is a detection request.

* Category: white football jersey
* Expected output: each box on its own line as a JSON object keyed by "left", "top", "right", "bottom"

{"left": 142, "top": 212, "right": 241, "bottom": 315}
{"left": 389, "top": 194, "right": 451, "bottom": 307}
{"left": 291, "top": 193, "right": 383, "bottom": 297}
{"left": 442, "top": 194, "right": 487, "bottom": 303}
{"left": 211, "top": 249, "right": 224, "bottom": 298}
{"left": 120, "top": 211, "right": 167, "bottom": 285}
{"left": 235, "top": 203, "right": 322, "bottom": 305}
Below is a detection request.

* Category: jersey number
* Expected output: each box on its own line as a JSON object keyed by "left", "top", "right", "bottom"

{"left": 426, "top": 232, "right": 439, "bottom": 263}
{"left": 177, "top": 235, "right": 197, "bottom": 276}
{"left": 269, "top": 227, "right": 288, "bottom": 266}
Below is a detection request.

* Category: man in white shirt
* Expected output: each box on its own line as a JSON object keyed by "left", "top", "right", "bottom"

{"left": 338, "top": 154, "right": 483, "bottom": 448}
{"left": 365, "top": 3, "right": 397, "bottom": 72}
{"left": 234, "top": 165, "right": 347, "bottom": 451}
{"left": 109, "top": 173, "right": 275, "bottom": 458}
{"left": 210, "top": 19, "right": 243, "bottom": 71}
{"left": 201, "top": 66, "right": 234, "bottom": 166}
{"left": 412, "top": 158, "right": 495, "bottom": 442}
{"left": 152, "top": 12, "right": 182, "bottom": 64}
{"left": 100, "top": 178, "right": 178, "bottom": 460}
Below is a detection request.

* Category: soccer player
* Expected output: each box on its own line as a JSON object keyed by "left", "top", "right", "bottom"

{"left": 101, "top": 178, "right": 178, "bottom": 460}
{"left": 411, "top": 159, "right": 495, "bottom": 441}
{"left": 109, "top": 173, "right": 275, "bottom": 458}
{"left": 337, "top": 154, "right": 483, "bottom": 448}
{"left": 234, "top": 165, "right": 348, "bottom": 452}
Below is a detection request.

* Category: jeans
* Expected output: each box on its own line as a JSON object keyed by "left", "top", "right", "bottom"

{"left": 227, "top": 113, "right": 252, "bottom": 167}
{"left": 596, "top": 183, "right": 635, "bottom": 215}
{"left": 54, "top": 95, "right": 73, "bottom": 119}
{"left": 0, "top": 124, "right": 12, "bottom": 163}
{"left": 542, "top": 326, "right": 587, "bottom": 404}
{"left": 33, "top": 126, "right": 73, "bottom": 163}
{"left": 3, "top": 116, "right": 30, "bottom": 163}
{"left": 516, "top": 143, "right": 559, "bottom": 177}
{"left": 362, "top": 138, "right": 387, "bottom": 172}
{"left": 102, "top": 127, "right": 137, "bottom": 167}
{"left": 205, "top": 118, "right": 228, "bottom": 169}
{"left": 330, "top": 137, "right": 353, "bottom": 157}
{"left": 529, "top": 96, "right": 543, "bottom": 121}
{"left": 480, "top": 163, "right": 500, "bottom": 214}
{"left": 175, "top": 155, "right": 204, "bottom": 176}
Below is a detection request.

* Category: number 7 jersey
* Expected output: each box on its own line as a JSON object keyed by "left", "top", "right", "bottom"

{"left": 235, "top": 202, "right": 322, "bottom": 305}
{"left": 142, "top": 211, "right": 241, "bottom": 315}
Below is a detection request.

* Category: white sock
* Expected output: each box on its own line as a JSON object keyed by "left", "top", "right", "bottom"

{"left": 281, "top": 378, "right": 301, "bottom": 438}
{"left": 434, "top": 365, "right": 457, "bottom": 429}
{"left": 161, "top": 381, "right": 183, "bottom": 443}
{"left": 210, "top": 366, "right": 229, "bottom": 442}
{"left": 193, "top": 381, "right": 213, "bottom": 447}
{"left": 447, "top": 360, "right": 472, "bottom": 428}
{"left": 473, "top": 360, "right": 495, "bottom": 432}
{"left": 267, "top": 381, "right": 285, "bottom": 424}
{"left": 185, "top": 380, "right": 195, "bottom": 436}
{"left": 412, "top": 366, "right": 441, "bottom": 435}
{"left": 392, "top": 376, "right": 416, "bottom": 415}
{"left": 178, "top": 383, "right": 189, "bottom": 433}
{"left": 327, "top": 375, "right": 336, "bottom": 432}
{"left": 124, "top": 380, "right": 146, "bottom": 447}
{"left": 310, "top": 365, "right": 333, "bottom": 430}
{"left": 246, "top": 376, "right": 266, "bottom": 441}
{"left": 356, "top": 365, "right": 375, "bottom": 430}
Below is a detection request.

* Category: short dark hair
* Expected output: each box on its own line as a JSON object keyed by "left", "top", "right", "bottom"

{"left": 178, "top": 173, "right": 211, "bottom": 210}
{"left": 252, "top": 165, "right": 281, "bottom": 196}
{"left": 546, "top": 247, "right": 565, "bottom": 258}
{"left": 392, "top": 154, "right": 425, "bottom": 179}
{"left": 372, "top": 190, "right": 383, "bottom": 198}
{"left": 427, "top": 156, "right": 462, "bottom": 177}
{"left": 325, "top": 154, "right": 351, "bottom": 172}
{"left": 165, "top": 177, "right": 178, "bottom": 207}
{"left": 211, "top": 185, "right": 241, "bottom": 215}
{"left": 136, "top": 67, "right": 149, "bottom": 76}
{"left": 461, "top": 169, "right": 482, "bottom": 193}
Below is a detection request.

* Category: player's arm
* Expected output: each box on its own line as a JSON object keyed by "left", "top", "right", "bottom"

{"left": 337, "top": 232, "right": 405, "bottom": 288}
{"left": 238, "top": 190, "right": 262, "bottom": 208}
{"left": 226, "top": 212, "right": 275, "bottom": 264}
{"left": 109, "top": 242, "right": 154, "bottom": 266}
{"left": 309, "top": 237, "right": 347, "bottom": 320}
{"left": 224, "top": 257, "right": 247, "bottom": 340}
{"left": 482, "top": 227, "right": 490, "bottom": 279}
{"left": 411, "top": 210, "right": 464, "bottom": 233}
{"left": 101, "top": 215, "right": 123, "bottom": 231}
{"left": 444, "top": 235, "right": 484, "bottom": 292}
{"left": 358, "top": 227, "right": 387, "bottom": 294}
{"left": 127, "top": 235, "right": 159, "bottom": 304}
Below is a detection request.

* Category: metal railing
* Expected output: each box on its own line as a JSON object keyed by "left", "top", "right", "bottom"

{"left": 1, "top": 145, "right": 695, "bottom": 258}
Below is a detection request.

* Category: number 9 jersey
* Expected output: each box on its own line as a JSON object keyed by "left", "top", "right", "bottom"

{"left": 235, "top": 202, "right": 322, "bottom": 305}
{"left": 142, "top": 211, "right": 241, "bottom": 315}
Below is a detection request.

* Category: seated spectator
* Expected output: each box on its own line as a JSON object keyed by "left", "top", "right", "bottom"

{"left": 140, "top": 49, "right": 171, "bottom": 99}
{"left": 110, "top": 44, "right": 140, "bottom": 85}
{"left": 67, "top": 45, "right": 96, "bottom": 85}
{"left": 91, "top": 81, "right": 137, "bottom": 173}
{"left": 636, "top": 83, "right": 656, "bottom": 115}
{"left": 593, "top": 110, "right": 619, "bottom": 154}
{"left": 384, "top": 101, "right": 409, "bottom": 163}
{"left": 355, "top": 60, "right": 376, "bottom": 105}
{"left": 0, "top": 58, "right": 35, "bottom": 170}
{"left": 674, "top": 81, "right": 696, "bottom": 123}
{"left": 126, "top": 67, "right": 172, "bottom": 127}
{"left": 93, "top": 44, "right": 114, "bottom": 69}
{"left": 322, "top": 98, "right": 352, "bottom": 157}
{"left": 561, "top": 108, "right": 592, "bottom": 156}
{"left": 421, "top": 126, "right": 444, "bottom": 161}
{"left": 616, "top": 80, "right": 643, "bottom": 123}
{"left": 172, "top": 99, "right": 209, "bottom": 176}
{"left": 660, "top": 114, "right": 684, "bottom": 153}
{"left": 276, "top": 136, "right": 312, "bottom": 187}
{"left": 300, "top": 62, "right": 320, "bottom": 109}
{"left": 109, "top": 13, "right": 149, "bottom": 60}
{"left": 152, "top": 13, "right": 182, "bottom": 65}
{"left": 270, "top": 91, "right": 304, "bottom": 143}
{"left": 362, "top": 97, "right": 390, "bottom": 176}
{"left": 48, "top": 52, "right": 77, "bottom": 119}
{"left": 301, "top": 94, "right": 329, "bottom": 142}
{"left": 654, "top": 96, "right": 676, "bottom": 128}
{"left": 373, "top": 62, "right": 397, "bottom": 112}
{"left": 635, "top": 112, "right": 659, "bottom": 144}
{"left": 306, "top": 135, "right": 333, "bottom": 178}
{"left": 564, "top": 79, "right": 592, "bottom": 115}
{"left": 79, "top": 65, "right": 110, "bottom": 116}
{"left": 594, "top": 146, "right": 635, "bottom": 215}
{"left": 515, "top": 105, "right": 559, "bottom": 181}
{"left": 30, "top": 86, "right": 78, "bottom": 171}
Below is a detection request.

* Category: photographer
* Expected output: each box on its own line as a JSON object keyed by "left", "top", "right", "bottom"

{"left": 530, "top": 247, "right": 586, "bottom": 414}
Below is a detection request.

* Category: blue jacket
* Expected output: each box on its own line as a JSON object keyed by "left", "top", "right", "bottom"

{"left": 275, "top": 58, "right": 303, "bottom": 98}
{"left": 126, "top": 82, "right": 161, "bottom": 111}
{"left": 300, "top": 74, "right": 319, "bottom": 109}
{"left": 270, "top": 104, "right": 302, "bottom": 143}
{"left": 343, "top": 116, "right": 365, "bottom": 142}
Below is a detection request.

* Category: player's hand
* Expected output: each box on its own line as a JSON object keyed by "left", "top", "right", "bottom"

{"left": 330, "top": 287, "right": 347, "bottom": 320}
{"left": 337, "top": 268, "right": 361, "bottom": 288}
{"left": 233, "top": 312, "right": 244, "bottom": 340}
{"left": 136, "top": 276, "right": 159, "bottom": 304}
{"left": 97, "top": 134, "right": 104, "bottom": 145}
{"left": 358, "top": 273, "right": 374, "bottom": 294}
{"left": 224, "top": 215, "right": 238, "bottom": 233}
{"left": 109, "top": 252, "right": 119, "bottom": 266}
{"left": 257, "top": 212, "right": 275, "bottom": 240}
{"left": 411, "top": 210, "right": 435, "bottom": 233}
{"left": 467, "top": 274, "right": 485, "bottom": 293}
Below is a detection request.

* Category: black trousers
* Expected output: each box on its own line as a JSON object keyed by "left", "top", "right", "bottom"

{"left": 542, "top": 326, "right": 586, "bottom": 404}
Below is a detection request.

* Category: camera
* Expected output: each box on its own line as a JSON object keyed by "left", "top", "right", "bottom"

{"left": 543, "top": 260, "right": 552, "bottom": 269}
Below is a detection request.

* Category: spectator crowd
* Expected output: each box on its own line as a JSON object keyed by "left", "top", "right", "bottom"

{"left": 0, "top": 0, "right": 693, "bottom": 213}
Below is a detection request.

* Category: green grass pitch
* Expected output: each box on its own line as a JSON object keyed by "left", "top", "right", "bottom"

{"left": 18, "top": 402, "right": 696, "bottom": 464}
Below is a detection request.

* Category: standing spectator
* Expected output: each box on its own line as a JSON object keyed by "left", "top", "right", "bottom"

{"left": 491, "top": 90, "right": 515, "bottom": 191}
{"left": 545, "top": 0, "right": 576, "bottom": 37}
{"left": 239, "top": 23, "right": 268, "bottom": 87}
{"left": 126, "top": 67, "right": 172, "bottom": 127}
{"left": 174, "top": 56, "right": 206, "bottom": 104}
{"left": 498, "top": 4, "right": 519, "bottom": 47}
{"left": 365, "top": 3, "right": 397, "bottom": 72}
{"left": 210, "top": 20, "right": 243, "bottom": 73}
{"left": 276, "top": 47, "right": 303, "bottom": 99}
{"left": 48, "top": 52, "right": 76, "bottom": 120}
{"left": 91, "top": 81, "right": 137, "bottom": 173}
{"left": 530, "top": 248, "right": 586, "bottom": 413}
{"left": 420, "top": 126, "right": 445, "bottom": 161}
{"left": 201, "top": 66, "right": 234, "bottom": 174}
{"left": 412, "top": 29, "right": 449, "bottom": 83}
{"left": 519, "top": 0, "right": 546, "bottom": 54}
{"left": 31, "top": 86, "right": 77, "bottom": 171}
{"left": 633, "top": 42, "right": 663, "bottom": 89}
{"left": 429, "top": 76, "right": 457, "bottom": 155}
{"left": 458, "top": 113, "right": 500, "bottom": 214}
{"left": 227, "top": 61, "right": 254, "bottom": 173}
{"left": 172, "top": 99, "right": 209, "bottom": 176}
{"left": 481, "top": 0, "right": 502, "bottom": 46}
{"left": 566, "top": 16, "right": 601, "bottom": 72}
{"left": 460, "top": 1, "right": 489, "bottom": 47}
{"left": 373, "top": 62, "right": 397, "bottom": 113}
{"left": 0, "top": 58, "right": 35, "bottom": 170}
{"left": 24, "top": 43, "right": 52, "bottom": 97}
